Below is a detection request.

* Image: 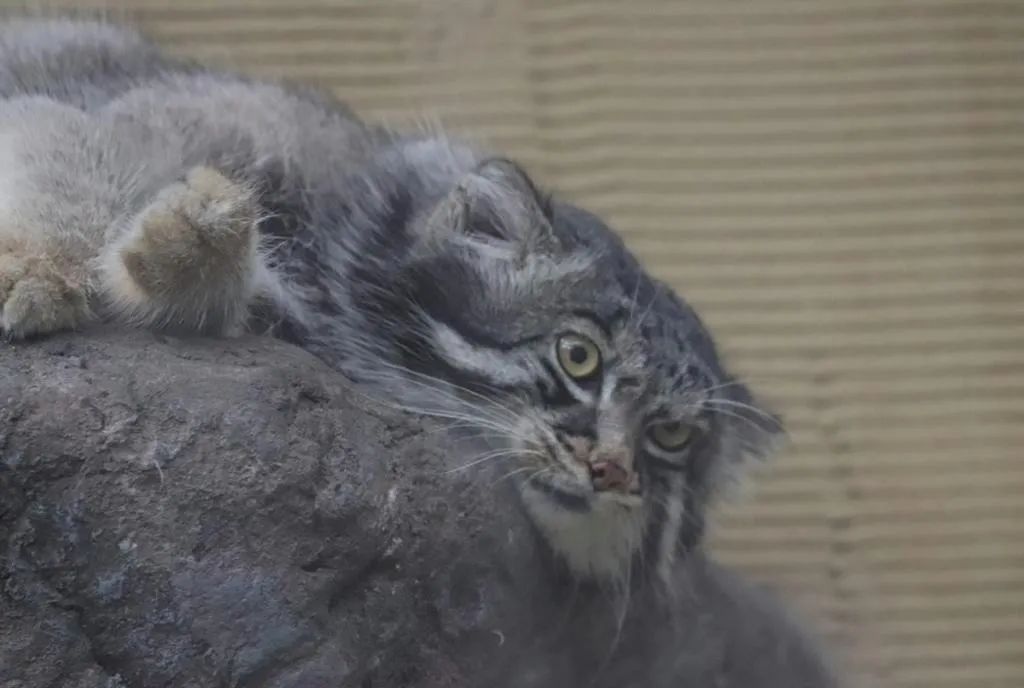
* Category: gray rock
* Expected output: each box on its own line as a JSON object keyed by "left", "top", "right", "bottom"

{"left": 0, "top": 331, "right": 838, "bottom": 688}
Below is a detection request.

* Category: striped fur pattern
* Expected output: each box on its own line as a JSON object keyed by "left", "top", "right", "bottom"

{"left": 0, "top": 19, "right": 781, "bottom": 586}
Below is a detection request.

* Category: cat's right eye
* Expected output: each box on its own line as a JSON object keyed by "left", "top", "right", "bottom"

{"left": 556, "top": 334, "right": 602, "bottom": 380}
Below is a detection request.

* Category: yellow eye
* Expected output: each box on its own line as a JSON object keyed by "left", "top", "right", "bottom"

{"left": 556, "top": 334, "right": 601, "bottom": 380}
{"left": 648, "top": 421, "right": 694, "bottom": 452}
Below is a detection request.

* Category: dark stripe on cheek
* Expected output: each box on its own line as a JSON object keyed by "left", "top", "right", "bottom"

{"left": 538, "top": 359, "right": 577, "bottom": 406}
{"left": 642, "top": 500, "right": 668, "bottom": 570}
{"left": 644, "top": 453, "right": 688, "bottom": 472}
{"left": 405, "top": 258, "right": 545, "bottom": 352}
{"left": 642, "top": 467, "right": 705, "bottom": 556}
{"left": 679, "top": 498, "right": 705, "bottom": 552}
{"left": 396, "top": 332, "right": 522, "bottom": 399}
{"left": 449, "top": 322, "right": 546, "bottom": 352}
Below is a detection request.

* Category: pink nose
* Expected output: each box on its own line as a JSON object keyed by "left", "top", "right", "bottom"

{"left": 589, "top": 460, "right": 631, "bottom": 492}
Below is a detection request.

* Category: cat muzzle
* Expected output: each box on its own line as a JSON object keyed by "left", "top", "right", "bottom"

{"left": 588, "top": 460, "right": 633, "bottom": 493}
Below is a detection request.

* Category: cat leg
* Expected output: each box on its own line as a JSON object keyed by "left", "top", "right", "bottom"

{"left": 0, "top": 99, "right": 98, "bottom": 340}
{"left": 0, "top": 244, "right": 90, "bottom": 339}
{"left": 101, "top": 166, "right": 263, "bottom": 335}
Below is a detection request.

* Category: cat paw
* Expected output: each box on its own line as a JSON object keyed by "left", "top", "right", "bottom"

{"left": 0, "top": 253, "right": 89, "bottom": 339}
{"left": 104, "top": 166, "right": 261, "bottom": 333}
{"left": 119, "top": 166, "right": 258, "bottom": 296}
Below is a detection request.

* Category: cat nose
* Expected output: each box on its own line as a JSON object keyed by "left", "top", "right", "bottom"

{"left": 588, "top": 456, "right": 633, "bottom": 493}
{"left": 561, "top": 437, "right": 636, "bottom": 493}
{"left": 589, "top": 460, "right": 629, "bottom": 492}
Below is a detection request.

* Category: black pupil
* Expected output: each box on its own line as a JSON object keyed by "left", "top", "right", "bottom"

{"left": 662, "top": 422, "right": 680, "bottom": 433}
{"left": 569, "top": 345, "right": 589, "bottom": 365}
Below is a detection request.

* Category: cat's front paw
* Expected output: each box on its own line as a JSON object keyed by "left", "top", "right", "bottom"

{"left": 120, "top": 166, "right": 258, "bottom": 294}
{"left": 0, "top": 252, "right": 89, "bottom": 339}
{"left": 104, "top": 166, "right": 261, "bottom": 333}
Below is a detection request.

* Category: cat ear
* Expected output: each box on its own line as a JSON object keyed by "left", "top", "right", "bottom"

{"left": 422, "top": 157, "right": 557, "bottom": 258}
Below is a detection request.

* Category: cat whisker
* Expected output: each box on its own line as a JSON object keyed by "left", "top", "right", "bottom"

{"left": 371, "top": 325, "right": 525, "bottom": 411}
{"left": 354, "top": 373, "right": 517, "bottom": 433}
{"left": 490, "top": 464, "right": 545, "bottom": 487}
{"left": 445, "top": 447, "right": 535, "bottom": 475}
{"left": 362, "top": 358, "right": 521, "bottom": 428}
{"left": 520, "top": 465, "right": 558, "bottom": 489}
{"left": 694, "top": 379, "right": 749, "bottom": 396}
{"left": 699, "top": 398, "right": 783, "bottom": 430}
{"left": 695, "top": 403, "right": 766, "bottom": 434}
{"left": 624, "top": 274, "right": 644, "bottom": 328}
{"left": 627, "top": 280, "right": 663, "bottom": 335}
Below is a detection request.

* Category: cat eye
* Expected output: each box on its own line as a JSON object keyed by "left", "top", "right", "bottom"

{"left": 556, "top": 334, "right": 601, "bottom": 380}
{"left": 647, "top": 420, "right": 694, "bottom": 452}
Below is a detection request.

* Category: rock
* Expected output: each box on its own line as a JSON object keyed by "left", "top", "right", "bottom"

{"left": 0, "top": 330, "right": 838, "bottom": 688}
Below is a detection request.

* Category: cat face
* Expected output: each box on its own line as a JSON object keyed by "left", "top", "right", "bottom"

{"left": 379, "top": 159, "right": 781, "bottom": 582}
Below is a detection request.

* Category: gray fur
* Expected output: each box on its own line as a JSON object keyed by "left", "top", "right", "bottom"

{"left": 0, "top": 22, "right": 837, "bottom": 683}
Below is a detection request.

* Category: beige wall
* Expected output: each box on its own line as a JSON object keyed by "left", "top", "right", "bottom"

{"left": 8, "top": 1, "right": 1024, "bottom": 686}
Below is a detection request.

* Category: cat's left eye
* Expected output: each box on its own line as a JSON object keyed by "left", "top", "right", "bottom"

{"left": 647, "top": 420, "right": 694, "bottom": 452}
{"left": 556, "top": 334, "right": 601, "bottom": 380}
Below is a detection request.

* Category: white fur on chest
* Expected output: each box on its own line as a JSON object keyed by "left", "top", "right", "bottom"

{"left": 520, "top": 485, "right": 647, "bottom": 582}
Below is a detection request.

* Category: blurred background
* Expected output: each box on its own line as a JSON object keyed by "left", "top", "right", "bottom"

{"left": 7, "top": 1, "right": 1024, "bottom": 686}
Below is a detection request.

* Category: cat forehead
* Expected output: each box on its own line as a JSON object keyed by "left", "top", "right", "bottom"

{"left": 438, "top": 194, "right": 725, "bottom": 388}
{"left": 543, "top": 201, "right": 723, "bottom": 375}
{"left": 611, "top": 299, "right": 719, "bottom": 392}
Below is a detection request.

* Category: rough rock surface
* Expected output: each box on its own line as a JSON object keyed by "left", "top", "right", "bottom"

{"left": 0, "top": 330, "right": 838, "bottom": 688}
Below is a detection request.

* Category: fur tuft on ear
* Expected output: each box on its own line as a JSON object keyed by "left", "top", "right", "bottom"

{"left": 421, "top": 157, "right": 557, "bottom": 259}
{"left": 472, "top": 157, "right": 554, "bottom": 221}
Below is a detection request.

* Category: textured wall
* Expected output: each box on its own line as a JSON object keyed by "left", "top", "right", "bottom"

{"left": 5, "top": 1, "right": 1024, "bottom": 686}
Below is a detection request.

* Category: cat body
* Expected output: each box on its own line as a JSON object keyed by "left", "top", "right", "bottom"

{"left": 0, "top": 19, "right": 375, "bottom": 337}
{"left": 0, "top": 19, "right": 840, "bottom": 686}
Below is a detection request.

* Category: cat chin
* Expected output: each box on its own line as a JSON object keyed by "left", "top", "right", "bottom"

{"left": 519, "top": 479, "right": 646, "bottom": 583}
